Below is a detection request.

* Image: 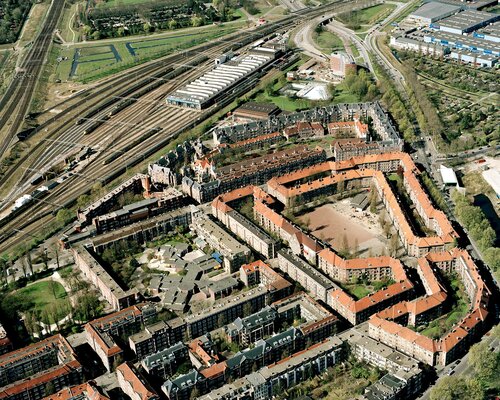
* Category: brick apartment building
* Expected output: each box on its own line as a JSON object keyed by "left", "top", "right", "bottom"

{"left": 72, "top": 245, "right": 138, "bottom": 311}
{"left": 85, "top": 304, "right": 158, "bottom": 371}
{"left": 116, "top": 362, "right": 159, "bottom": 400}
{"left": 0, "top": 335, "right": 82, "bottom": 400}
{"left": 193, "top": 216, "right": 251, "bottom": 273}
{"left": 182, "top": 146, "right": 326, "bottom": 203}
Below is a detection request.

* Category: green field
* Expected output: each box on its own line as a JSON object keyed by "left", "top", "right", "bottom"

{"left": 344, "top": 284, "right": 372, "bottom": 300}
{"left": 313, "top": 30, "right": 344, "bottom": 54}
{"left": 3, "top": 280, "right": 70, "bottom": 324}
{"left": 338, "top": 3, "right": 396, "bottom": 30}
{"left": 54, "top": 23, "right": 245, "bottom": 82}
{"left": 0, "top": 51, "right": 10, "bottom": 72}
{"left": 97, "top": 0, "right": 164, "bottom": 8}
{"left": 17, "top": 281, "right": 67, "bottom": 307}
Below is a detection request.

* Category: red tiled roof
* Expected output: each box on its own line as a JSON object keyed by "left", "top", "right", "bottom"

{"left": 116, "top": 362, "right": 158, "bottom": 400}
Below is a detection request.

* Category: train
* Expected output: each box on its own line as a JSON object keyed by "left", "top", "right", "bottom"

{"left": 0, "top": 179, "right": 61, "bottom": 228}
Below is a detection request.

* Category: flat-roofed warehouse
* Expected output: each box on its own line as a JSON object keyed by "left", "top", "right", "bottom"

{"left": 166, "top": 51, "right": 275, "bottom": 110}
{"left": 475, "top": 21, "right": 500, "bottom": 43}
{"left": 432, "top": 9, "right": 500, "bottom": 34}
{"left": 450, "top": 50, "right": 497, "bottom": 67}
{"left": 424, "top": 30, "right": 500, "bottom": 56}
{"left": 407, "top": 2, "right": 461, "bottom": 25}
{"left": 430, "top": 0, "right": 497, "bottom": 10}
{"left": 233, "top": 101, "right": 280, "bottom": 121}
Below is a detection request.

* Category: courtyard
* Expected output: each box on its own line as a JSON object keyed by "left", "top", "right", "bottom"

{"left": 298, "top": 198, "right": 390, "bottom": 257}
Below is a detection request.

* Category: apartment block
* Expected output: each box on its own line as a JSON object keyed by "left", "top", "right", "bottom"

{"left": 72, "top": 245, "right": 138, "bottom": 311}
{"left": 239, "top": 260, "right": 293, "bottom": 302}
{"left": 93, "top": 188, "right": 187, "bottom": 234}
{"left": 193, "top": 215, "right": 251, "bottom": 273}
{"left": 182, "top": 146, "right": 326, "bottom": 203}
{"left": 272, "top": 292, "right": 338, "bottom": 344}
{"left": 226, "top": 306, "right": 278, "bottom": 346}
{"left": 277, "top": 249, "right": 336, "bottom": 303}
{"left": 142, "top": 342, "right": 189, "bottom": 380}
{"left": 184, "top": 286, "right": 271, "bottom": 339}
{"left": 212, "top": 188, "right": 279, "bottom": 259}
{"left": 85, "top": 304, "right": 157, "bottom": 371}
{"left": 116, "top": 362, "right": 159, "bottom": 400}
{"left": 0, "top": 335, "right": 82, "bottom": 400}
{"left": 197, "top": 337, "right": 345, "bottom": 400}
{"left": 42, "top": 381, "right": 109, "bottom": 400}
{"left": 90, "top": 205, "right": 200, "bottom": 253}
{"left": 78, "top": 174, "right": 150, "bottom": 226}
{"left": 129, "top": 318, "right": 186, "bottom": 360}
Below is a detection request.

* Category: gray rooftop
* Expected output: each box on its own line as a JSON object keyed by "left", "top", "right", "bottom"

{"left": 410, "top": 2, "right": 461, "bottom": 20}
{"left": 436, "top": 9, "right": 499, "bottom": 31}
{"left": 278, "top": 249, "right": 336, "bottom": 291}
{"left": 142, "top": 342, "right": 186, "bottom": 370}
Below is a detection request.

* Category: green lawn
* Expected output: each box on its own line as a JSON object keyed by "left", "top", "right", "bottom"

{"left": 54, "top": 23, "right": 245, "bottom": 82}
{"left": 350, "top": 44, "right": 360, "bottom": 58}
{"left": 16, "top": 281, "right": 67, "bottom": 308}
{"left": 253, "top": 92, "right": 314, "bottom": 112}
{"left": 3, "top": 280, "right": 70, "bottom": 324}
{"left": 313, "top": 30, "right": 344, "bottom": 54}
{"left": 333, "top": 82, "right": 362, "bottom": 104}
{"left": 0, "top": 51, "right": 9, "bottom": 72}
{"left": 341, "top": 283, "right": 372, "bottom": 300}
{"left": 338, "top": 3, "right": 396, "bottom": 31}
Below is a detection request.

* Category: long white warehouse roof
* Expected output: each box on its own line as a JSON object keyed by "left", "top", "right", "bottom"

{"left": 167, "top": 52, "right": 272, "bottom": 106}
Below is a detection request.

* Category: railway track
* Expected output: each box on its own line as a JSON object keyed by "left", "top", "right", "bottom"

{"left": 0, "top": 22, "right": 289, "bottom": 199}
{"left": 0, "top": 0, "right": 66, "bottom": 158}
{"left": 0, "top": 0, "right": 355, "bottom": 254}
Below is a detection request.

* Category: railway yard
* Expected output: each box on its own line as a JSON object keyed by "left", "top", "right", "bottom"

{"left": 0, "top": 0, "right": 498, "bottom": 400}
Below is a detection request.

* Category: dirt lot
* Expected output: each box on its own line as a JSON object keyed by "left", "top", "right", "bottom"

{"left": 299, "top": 199, "right": 388, "bottom": 257}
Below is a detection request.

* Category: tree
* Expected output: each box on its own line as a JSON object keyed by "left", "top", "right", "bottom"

{"left": 492, "top": 323, "right": 500, "bottom": 340}
{"left": 25, "top": 247, "right": 33, "bottom": 276}
{"left": 430, "top": 376, "right": 484, "bottom": 400}
{"left": 48, "top": 280, "right": 58, "bottom": 299}
{"left": 77, "top": 194, "right": 91, "bottom": 209}
{"left": 389, "top": 234, "right": 398, "bottom": 257}
{"left": 50, "top": 243, "right": 60, "bottom": 269}
{"left": 191, "top": 16, "right": 203, "bottom": 27}
{"left": 0, "top": 257, "right": 7, "bottom": 285}
{"left": 353, "top": 238, "right": 359, "bottom": 257}
{"left": 44, "top": 382, "right": 56, "bottom": 397}
{"left": 56, "top": 208, "right": 73, "bottom": 226}
{"left": 369, "top": 185, "right": 377, "bottom": 213}
{"left": 168, "top": 19, "right": 178, "bottom": 29}
{"left": 217, "top": 314, "right": 226, "bottom": 328}
{"left": 469, "top": 342, "right": 499, "bottom": 380}
{"left": 341, "top": 233, "right": 350, "bottom": 256}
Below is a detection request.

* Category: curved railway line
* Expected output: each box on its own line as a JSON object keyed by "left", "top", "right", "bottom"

{"left": 0, "top": 0, "right": 357, "bottom": 254}
{"left": 0, "top": 20, "right": 293, "bottom": 196}
{"left": 0, "top": 0, "right": 66, "bottom": 158}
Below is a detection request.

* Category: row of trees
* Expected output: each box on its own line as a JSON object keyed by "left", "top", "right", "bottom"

{"left": 399, "top": 61, "right": 445, "bottom": 145}
{"left": 0, "top": 0, "right": 32, "bottom": 44}
{"left": 375, "top": 62, "right": 416, "bottom": 142}
{"left": 430, "top": 325, "right": 500, "bottom": 399}
{"left": 452, "top": 191, "right": 499, "bottom": 271}
{"left": 343, "top": 69, "right": 380, "bottom": 103}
